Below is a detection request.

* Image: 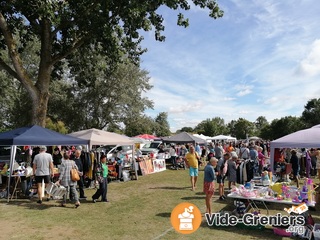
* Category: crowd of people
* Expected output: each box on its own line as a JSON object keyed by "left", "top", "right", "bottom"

{"left": 274, "top": 147, "right": 320, "bottom": 188}
{"left": 163, "top": 140, "right": 320, "bottom": 215}
{"left": 31, "top": 145, "right": 109, "bottom": 207}
{"left": 9, "top": 140, "right": 320, "bottom": 213}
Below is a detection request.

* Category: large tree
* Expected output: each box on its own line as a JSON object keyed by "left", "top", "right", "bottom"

{"left": 0, "top": 1, "right": 223, "bottom": 127}
{"left": 124, "top": 115, "right": 156, "bottom": 137}
{"left": 48, "top": 57, "right": 153, "bottom": 131}
{"left": 254, "top": 116, "right": 269, "bottom": 137}
{"left": 301, "top": 98, "right": 320, "bottom": 128}
{"left": 194, "top": 117, "right": 226, "bottom": 136}
{"left": 268, "top": 116, "right": 304, "bottom": 140}
{"left": 154, "top": 112, "right": 171, "bottom": 137}
{"left": 228, "top": 118, "right": 254, "bottom": 139}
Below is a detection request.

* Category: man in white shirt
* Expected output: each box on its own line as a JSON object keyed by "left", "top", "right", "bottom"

{"left": 33, "top": 146, "right": 54, "bottom": 204}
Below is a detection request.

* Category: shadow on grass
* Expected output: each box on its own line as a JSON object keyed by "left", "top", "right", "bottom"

{"left": 1, "top": 198, "right": 98, "bottom": 210}
{"left": 156, "top": 212, "right": 171, "bottom": 218}
{"left": 195, "top": 192, "right": 205, "bottom": 195}
{"left": 3, "top": 199, "right": 59, "bottom": 210}
{"left": 149, "top": 186, "right": 191, "bottom": 190}
{"left": 181, "top": 196, "right": 204, "bottom": 200}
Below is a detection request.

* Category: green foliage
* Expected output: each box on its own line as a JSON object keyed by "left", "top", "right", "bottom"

{"left": 260, "top": 124, "right": 273, "bottom": 140}
{"left": 177, "top": 127, "right": 194, "bottom": 133}
{"left": 268, "top": 116, "right": 304, "bottom": 140}
{"left": 194, "top": 117, "right": 226, "bottom": 136}
{"left": 254, "top": 116, "right": 269, "bottom": 138}
{"left": 0, "top": 0, "right": 223, "bottom": 126}
{"left": 154, "top": 112, "right": 171, "bottom": 137}
{"left": 48, "top": 56, "right": 154, "bottom": 131}
{"left": 124, "top": 115, "right": 156, "bottom": 137}
{"left": 301, "top": 98, "right": 320, "bottom": 128}
{"left": 228, "top": 118, "right": 254, "bottom": 139}
{"left": 45, "top": 118, "right": 68, "bottom": 134}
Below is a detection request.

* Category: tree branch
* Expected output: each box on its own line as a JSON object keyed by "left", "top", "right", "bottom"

{"left": 0, "top": 12, "right": 35, "bottom": 88}
{"left": 0, "top": 58, "right": 20, "bottom": 80}
{"left": 51, "top": 37, "right": 87, "bottom": 65}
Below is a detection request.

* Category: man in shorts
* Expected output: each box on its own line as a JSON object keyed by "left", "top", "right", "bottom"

{"left": 33, "top": 146, "right": 54, "bottom": 204}
{"left": 216, "top": 152, "right": 230, "bottom": 200}
{"left": 203, "top": 157, "right": 218, "bottom": 214}
{"left": 185, "top": 145, "right": 200, "bottom": 191}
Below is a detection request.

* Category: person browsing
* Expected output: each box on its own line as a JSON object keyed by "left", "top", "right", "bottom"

{"left": 203, "top": 157, "right": 218, "bottom": 214}
{"left": 33, "top": 146, "right": 54, "bottom": 204}
{"left": 185, "top": 145, "right": 200, "bottom": 191}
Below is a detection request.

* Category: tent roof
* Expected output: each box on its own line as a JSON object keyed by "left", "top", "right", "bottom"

{"left": 211, "top": 134, "right": 237, "bottom": 141}
{"left": 270, "top": 127, "right": 320, "bottom": 148}
{"left": 193, "top": 134, "right": 213, "bottom": 140}
{"left": 0, "top": 125, "right": 88, "bottom": 146}
{"left": 68, "top": 128, "right": 134, "bottom": 147}
{"left": 134, "top": 134, "right": 157, "bottom": 140}
{"left": 162, "top": 132, "right": 206, "bottom": 144}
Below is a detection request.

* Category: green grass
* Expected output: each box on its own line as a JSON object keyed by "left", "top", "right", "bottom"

{"left": 1, "top": 169, "right": 319, "bottom": 240}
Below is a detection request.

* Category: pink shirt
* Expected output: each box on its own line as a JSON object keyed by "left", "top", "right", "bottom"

{"left": 258, "top": 152, "right": 265, "bottom": 166}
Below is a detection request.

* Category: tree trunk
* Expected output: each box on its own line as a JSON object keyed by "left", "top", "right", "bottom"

{"left": 30, "top": 18, "right": 53, "bottom": 127}
{"left": 31, "top": 90, "right": 49, "bottom": 127}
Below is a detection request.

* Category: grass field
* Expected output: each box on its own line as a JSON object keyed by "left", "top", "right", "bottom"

{"left": 0, "top": 167, "right": 319, "bottom": 240}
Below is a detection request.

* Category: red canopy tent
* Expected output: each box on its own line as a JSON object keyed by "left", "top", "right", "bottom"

{"left": 134, "top": 134, "right": 157, "bottom": 140}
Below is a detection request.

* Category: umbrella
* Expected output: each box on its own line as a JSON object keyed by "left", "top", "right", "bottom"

{"left": 134, "top": 134, "right": 157, "bottom": 140}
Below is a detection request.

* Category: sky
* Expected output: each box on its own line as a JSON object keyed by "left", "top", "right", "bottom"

{"left": 139, "top": 0, "right": 320, "bottom": 133}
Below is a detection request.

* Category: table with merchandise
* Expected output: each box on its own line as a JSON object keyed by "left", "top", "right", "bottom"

{"left": 227, "top": 179, "right": 316, "bottom": 215}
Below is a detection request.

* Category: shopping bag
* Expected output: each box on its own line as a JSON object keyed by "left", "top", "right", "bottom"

{"left": 70, "top": 167, "right": 80, "bottom": 182}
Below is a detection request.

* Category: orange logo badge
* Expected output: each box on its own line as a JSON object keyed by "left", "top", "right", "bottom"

{"left": 170, "top": 202, "right": 202, "bottom": 234}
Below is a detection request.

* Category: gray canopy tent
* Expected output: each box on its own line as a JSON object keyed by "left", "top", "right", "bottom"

{"left": 0, "top": 125, "right": 89, "bottom": 202}
{"left": 162, "top": 132, "right": 206, "bottom": 144}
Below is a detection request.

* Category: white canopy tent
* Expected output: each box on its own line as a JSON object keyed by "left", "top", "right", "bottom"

{"left": 193, "top": 134, "right": 214, "bottom": 142}
{"left": 269, "top": 125, "right": 320, "bottom": 172}
{"left": 211, "top": 134, "right": 237, "bottom": 141}
{"left": 68, "top": 129, "right": 138, "bottom": 179}
{"left": 68, "top": 128, "right": 134, "bottom": 149}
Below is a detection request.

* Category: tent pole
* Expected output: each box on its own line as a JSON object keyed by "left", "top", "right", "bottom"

{"left": 270, "top": 146, "right": 275, "bottom": 175}
{"left": 132, "top": 144, "right": 138, "bottom": 180}
{"left": 7, "top": 146, "right": 17, "bottom": 203}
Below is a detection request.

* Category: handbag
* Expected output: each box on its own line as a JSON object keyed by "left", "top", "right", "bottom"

{"left": 70, "top": 165, "right": 80, "bottom": 182}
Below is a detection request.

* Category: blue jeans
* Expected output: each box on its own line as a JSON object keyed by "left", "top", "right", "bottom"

{"left": 171, "top": 156, "right": 176, "bottom": 167}
{"left": 92, "top": 177, "right": 108, "bottom": 201}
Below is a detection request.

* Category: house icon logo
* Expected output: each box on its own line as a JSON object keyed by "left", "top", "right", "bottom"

{"left": 170, "top": 202, "right": 201, "bottom": 234}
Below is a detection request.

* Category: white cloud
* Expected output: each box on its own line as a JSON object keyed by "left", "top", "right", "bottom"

{"left": 296, "top": 39, "right": 320, "bottom": 77}
{"left": 140, "top": 0, "right": 320, "bottom": 132}
{"left": 168, "top": 101, "right": 204, "bottom": 114}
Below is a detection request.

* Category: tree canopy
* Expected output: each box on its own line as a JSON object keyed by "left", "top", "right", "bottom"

{"left": 0, "top": 0, "right": 223, "bottom": 127}
{"left": 301, "top": 98, "right": 320, "bottom": 128}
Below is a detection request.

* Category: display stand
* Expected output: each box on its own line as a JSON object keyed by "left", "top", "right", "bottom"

{"left": 11, "top": 175, "right": 22, "bottom": 200}
{"left": 152, "top": 159, "right": 166, "bottom": 173}
{"left": 227, "top": 191, "right": 315, "bottom": 216}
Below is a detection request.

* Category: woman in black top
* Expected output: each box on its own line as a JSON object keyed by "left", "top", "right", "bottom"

{"left": 290, "top": 149, "right": 300, "bottom": 188}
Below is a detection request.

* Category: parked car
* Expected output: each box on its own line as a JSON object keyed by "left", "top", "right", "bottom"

{"left": 0, "top": 146, "right": 22, "bottom": 163}
{"left": 140, "top": 141, "right": 170, "bottom": 156}
{"left": 96, "top": 145, "right": 133, "bottom": 160}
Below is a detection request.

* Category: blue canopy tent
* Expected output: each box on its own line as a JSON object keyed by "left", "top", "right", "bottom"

{"left": 0, "top": 125, "right": 89, "bottom": 202}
